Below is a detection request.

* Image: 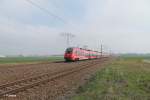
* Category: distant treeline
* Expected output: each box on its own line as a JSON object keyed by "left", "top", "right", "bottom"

{"left": 120, "top": 53, "right": 150, "bottom": 57}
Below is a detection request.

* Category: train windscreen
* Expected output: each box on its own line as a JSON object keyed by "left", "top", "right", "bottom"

{"left": 65, "top": 48, "right": 73, "bottom": 53}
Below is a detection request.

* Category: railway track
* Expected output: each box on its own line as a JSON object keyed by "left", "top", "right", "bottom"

{"left": 0, "top": 58, "right": 107, "bottom": 98}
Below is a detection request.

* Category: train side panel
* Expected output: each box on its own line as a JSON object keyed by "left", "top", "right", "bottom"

{"left": 64, "top": 47, "right": 105, "bottom": 61}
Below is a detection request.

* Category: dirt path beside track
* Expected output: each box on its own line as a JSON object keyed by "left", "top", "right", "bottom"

{"left": 0, "top": 59, "right": 103, "bottom": 84}
{"left": 0, "top": 58, "right": 111, "bottom": 100}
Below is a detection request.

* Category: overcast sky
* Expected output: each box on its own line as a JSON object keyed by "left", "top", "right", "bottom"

{"left": 0, "top": 0, "right": 150, "bottom": 55}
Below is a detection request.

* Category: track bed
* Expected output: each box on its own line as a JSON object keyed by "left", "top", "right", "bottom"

{"left": 0, "top": 58, "right": 110, "bottom": 100}
{"left": 0, "top": 61, "right": 90, "bottom": 84}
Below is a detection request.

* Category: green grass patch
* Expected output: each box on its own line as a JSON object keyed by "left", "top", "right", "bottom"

{"left": 0, "top": 56, "right": 63, "bottom": 64}
{"left": 73, "top": 57, "right": 150, "bottom": 100}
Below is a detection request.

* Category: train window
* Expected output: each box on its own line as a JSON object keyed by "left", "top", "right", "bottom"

{"left": 75, "top": 50, "right": 77, "bottom": 54}
{"left": 65, "top": 48, "right": 73, "bottom": 53}
{"left": 75, "top": 50, "right": 79, "bottom": 55}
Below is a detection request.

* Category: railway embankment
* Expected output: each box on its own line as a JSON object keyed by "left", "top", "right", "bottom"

{"left": 72, "top": 57, "right": 150, "bottom": 100}
{"left": 0, "top": 58, "right": 110, "bottom": 100}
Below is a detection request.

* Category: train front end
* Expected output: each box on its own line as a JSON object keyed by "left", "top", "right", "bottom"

{"left": 64, "top": 48, "right": 75, "bottom": 61}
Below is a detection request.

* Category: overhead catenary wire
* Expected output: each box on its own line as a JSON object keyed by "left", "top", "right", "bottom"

{"left": 25, "top": 0, "right": 67, "bottom": 24}
{"left": 24, "top": 0, "right": 108, "bottom": 52}
{"left": 25, "top": 0, "right": 81, "bottom": 32}
{"left": 25, "top": 0, "right": 78, "bottom": 48}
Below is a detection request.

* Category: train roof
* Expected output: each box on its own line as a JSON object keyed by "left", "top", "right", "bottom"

{"left": 67, "top": 47, "right": 101, "bottom": 53}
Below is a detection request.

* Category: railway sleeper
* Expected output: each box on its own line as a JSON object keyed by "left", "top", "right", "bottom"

{"left": 0, "top": 59, "right": 108, "bottom": 98}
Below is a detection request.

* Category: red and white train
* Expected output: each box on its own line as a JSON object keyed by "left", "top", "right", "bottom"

{"left": 64, "top": 47, "right": 105, "bottom": 61}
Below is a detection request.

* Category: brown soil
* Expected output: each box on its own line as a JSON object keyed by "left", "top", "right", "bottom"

{"left": 0, "top": 58, "right": 111, "bottom": 100}
{"left": 0, "top": 61, "right": 90, "bottom": 84}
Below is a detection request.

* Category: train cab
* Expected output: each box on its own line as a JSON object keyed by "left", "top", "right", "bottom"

{"left": 64, "top": 48, "right": 74, "bottom": 61}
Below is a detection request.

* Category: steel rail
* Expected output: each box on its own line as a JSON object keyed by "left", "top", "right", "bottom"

{"left": 0, "top": 58, "right": 107, "bottom": 98}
